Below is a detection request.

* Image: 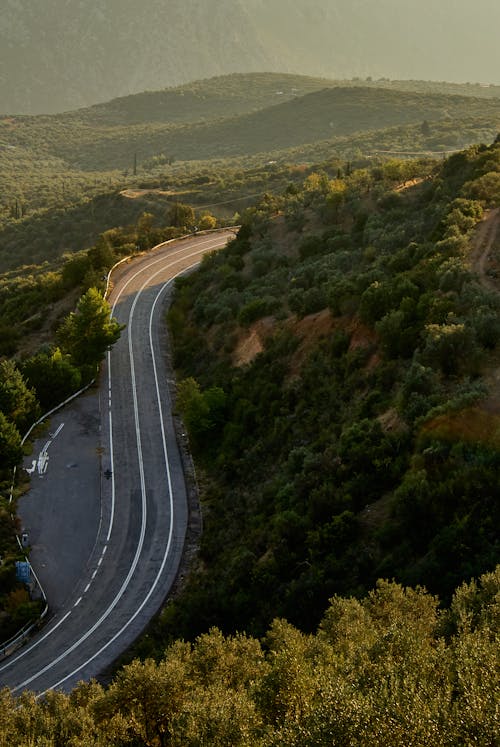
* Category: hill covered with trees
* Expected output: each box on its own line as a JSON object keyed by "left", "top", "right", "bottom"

{"left": 4, "top": 84, "right": 500, "bottom": 173}
{"left": 2, "top": 73, "right": 500, "bottom": 253}
{"left": 161, "top": 139, "right": 500, "bottom": 643}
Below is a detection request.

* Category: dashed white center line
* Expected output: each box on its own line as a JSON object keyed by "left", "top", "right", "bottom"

{"left": 74, "top": 597, "right": 82, "bottom": 608}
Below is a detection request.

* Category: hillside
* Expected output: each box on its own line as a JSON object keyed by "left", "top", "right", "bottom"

{"left": 3, "top": 84, "right": 500, "bottom": 174}
{"left": 3, "top": 76, "right": 499, "bottom": 252}
{"left": 161, "top": 139, "right": 500, "bottom": 641}
{"left": 2, "top": 1, "right": 500, "bottom": 114}
{"left": 71, "top": 73, "right": 337, "bottom": 127}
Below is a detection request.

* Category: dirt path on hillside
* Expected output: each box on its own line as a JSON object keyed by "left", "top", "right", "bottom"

{"left": 470, "top": 207, "right": 500, "bottom": 291}
{"left": 120, "top": 188, "right": 174, "bottom": 199}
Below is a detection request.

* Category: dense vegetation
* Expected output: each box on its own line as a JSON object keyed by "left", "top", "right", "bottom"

{"left": 0, "top": 219, "right": 151, "bottom": 638}
{"left": 3, "top": 74, "right": 500, "bottom": 235}
{"left": 1, "top": 74, "right": 499, "bottom": 731}
{"left": 0, "top": 569, "right": 498, "bottom": 745}
{"left": 4, "top": 86, "right": 500, "bottom": 174}
{"left": 160, "top": 139, "right": 500, "bottom": 644}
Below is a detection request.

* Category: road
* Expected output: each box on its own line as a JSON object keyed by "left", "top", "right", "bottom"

{"left": 0, "top": 230, "right": 234, "bottom": 694}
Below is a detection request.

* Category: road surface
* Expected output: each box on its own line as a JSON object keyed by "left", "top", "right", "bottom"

{"left": 0, "top": 230, "right": 234, "bottom": 694}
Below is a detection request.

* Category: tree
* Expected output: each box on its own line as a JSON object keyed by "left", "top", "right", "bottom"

{"left": 421, "top": 120, "right": 431, "bottom": 136}
{"left": 136, "top": 212, "right": 155, "bottom": 250}
{"left": 0, "top": 411, "right": 23, "bottom": 471}
{"left": 167, "top": 202, "right": 195, "bottom": 230}
{"left": 176, "top": 377, "right": 226, "bottom": 448}
{"left": 22, "top": 348, "right": 82, "bottom": 410}
{"left": 197, "top": 211, "right": 217, "bottom": 230}
{"left": 0, "top": 360, "right": 39, "bottom": 432}
{"left": 57, "top": 288, "right": 123, "bottom": 371}
{"left": 61, "top": 251, "right": 91, "bottom": 288}
{"left": 88, "top": 235, "right": 115, "bottom": 271}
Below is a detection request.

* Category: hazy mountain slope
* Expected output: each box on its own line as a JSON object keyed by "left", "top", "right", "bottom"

{"left": 7, "top": 86, "right": 499, "bottom": 171}
{"left": 2, "top": 0, "right": 500, "bottom": 115}
{"left": 0, "top": 0, "right": 275, "bottom": 114}
{"left": 71, "top": 74, "right": 337, "bottom": 127}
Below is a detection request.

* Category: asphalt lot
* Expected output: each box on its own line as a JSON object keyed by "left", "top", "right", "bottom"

{"left": 19, "top": 389, "right": 102, "bottom": 612}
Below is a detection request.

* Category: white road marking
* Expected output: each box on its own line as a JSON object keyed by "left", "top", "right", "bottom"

{"left": 52, "top": 423, "right": 65, "bottom": 439}
{"left": 42, "top": 274, "right": 182, "bottom": 694}
{"left": 3, "top": 234, "right": 231, "bottom": 691}
{"left": 37, "top": 452, "right": 49, "bottom": 475}
{"left": 35, "top": 423, "right": 64, "bottom": 476}
{"left": 0, "top": 612, "right": 72, "bottom": 674}
{"left": 74, "top": 598, "right": 82, "bottom": 608}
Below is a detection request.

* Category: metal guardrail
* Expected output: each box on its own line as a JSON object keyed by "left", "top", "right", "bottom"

{"left": 0, "top": 557, "right": 48, "bottom": 661}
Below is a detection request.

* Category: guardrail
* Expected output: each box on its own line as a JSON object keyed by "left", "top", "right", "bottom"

{"left": 1, "top": 226, "right": 237, "bottom": 659}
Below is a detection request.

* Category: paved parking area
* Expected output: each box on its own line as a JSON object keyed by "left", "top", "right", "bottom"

{"left": 19, "top": 387, "right": 102, "bottom": 612}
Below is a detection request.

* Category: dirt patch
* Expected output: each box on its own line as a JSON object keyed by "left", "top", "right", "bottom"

{"left": 233, "top": 318, "right": 275, "bottom": 366}
{"left": 15, "top": 287, "right": 81, "bottom": 359}
{"left": 289, "top": 311, "right": 378, "bottom": 377}
{"left": 378, "top": 408, "right": 409, "bottom": 435}
{"left": 395, "top": 177, "right": 426, "bottom": 193}
{"left": 421, "top": 406, "right": 500, "bottom": 451}
{"left": 359, "top": 492, "right": 394, "bottom": 533}
{"left": 288, "top": 309, "right": 336, "bottom": 376}
{"left": 347, "top": 317, "right": 378, "bottom": 353}
{"left": 294, "top": 308, "right": 335, "bottom": 340}
{"left": 120, "top": 188, "right": 174, "bottom": 199}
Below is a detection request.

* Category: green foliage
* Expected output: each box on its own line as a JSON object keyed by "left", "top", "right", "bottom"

{"left": 0, "top": 411, "right": 23, "bottom": 471}
{"left": 1, "top": 84, "right": 500, "bottom": 676}
{"left": 0, "top": 570, "right": 498, "bottom": 745}
{"left": 163, "top": 139, "right": 500, "bottom": 642}
{"left": 0, "top": 360, "right": 39, "bottom": 433}
{"left": 57, "top": 288, "right": 123, "bottom": 373}
{"left": 176, "top": 378, "right": 226, "bottom": 450}
{"left": 21, "top": 348, "right": 82, "bottom": 411}
{"left": 167, "top": 202, "right": 195, "bottom": 230}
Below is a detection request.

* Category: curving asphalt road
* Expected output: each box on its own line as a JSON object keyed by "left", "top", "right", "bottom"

{"left": 0, "top": 230, "right": 234, "bottom": 694}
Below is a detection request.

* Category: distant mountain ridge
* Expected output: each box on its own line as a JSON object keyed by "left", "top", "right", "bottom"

{"left": 5, "top": 80, "right": 500, "bottom": 173}
{"left": 2, "top": 0, "right": 500, "bottom": 114}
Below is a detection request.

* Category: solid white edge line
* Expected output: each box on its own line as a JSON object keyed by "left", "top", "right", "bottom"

{"left": 42, "top": 269, "right": 190, "bottom": 694}
{"left": 4, "top": 235, "right": 229, "bottom": 691}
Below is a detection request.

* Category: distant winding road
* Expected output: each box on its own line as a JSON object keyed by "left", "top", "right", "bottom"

{"left": 0, "top": 230, "right": 234, "bottom": 694}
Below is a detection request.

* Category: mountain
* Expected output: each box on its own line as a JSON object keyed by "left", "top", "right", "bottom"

{"left": 2, "top": 0, "right": 500, "bottom": 114}
{"left": 5, "top": 84, "right": 500, "bottom": 173}
{"left": 0, "top": 0, "right": 277, "bottom": 114}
